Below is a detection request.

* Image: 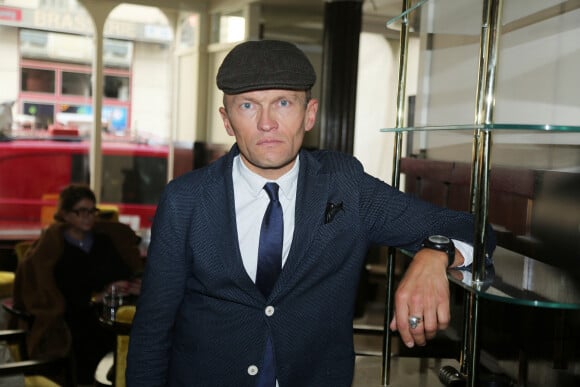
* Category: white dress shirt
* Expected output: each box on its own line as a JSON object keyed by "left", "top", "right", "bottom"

{"left": 232, "top": 154, "right": 299, "bottom": 282}
{"left": 454, "top": 239, "right": 473, "bottom": 267}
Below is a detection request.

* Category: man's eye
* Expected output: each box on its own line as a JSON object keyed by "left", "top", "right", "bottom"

{"left": 241, "top": 102, "right": 252, "bottom": 109}
{"left": 280, "top": 99, "right": 289, "bottom": 107}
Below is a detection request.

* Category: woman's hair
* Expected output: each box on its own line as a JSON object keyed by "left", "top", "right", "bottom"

{"left": 54, "top": 184, "right": 96, "bottom": 222}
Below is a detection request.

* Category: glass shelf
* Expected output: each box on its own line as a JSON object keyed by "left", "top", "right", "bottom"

{"left": 400, "top": 246, "right": 580, "bottom": 310}
{"left": 385, "top": 0, "right": 429, "bottom": 28}
{"left": 449, "top": 246, "right": 580, "bottom": 310}
{"left": 385, "top": 0, "right": 576, "bottom": 34}
{"left": 380, "top": 123, "right": 580, "bottom": 133}
{"left": 382, "top": 0, "right": 580, "bottom": 384}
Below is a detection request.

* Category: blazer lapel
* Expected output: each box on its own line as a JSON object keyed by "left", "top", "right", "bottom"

{"left": 201, "top": 146, "right": 261, "bottom": 300}
{"left": 273, "top": 150, "right": 329, "bottom": 296}
{"left": 201, "top": 147, "right": 333, "bottom": 302}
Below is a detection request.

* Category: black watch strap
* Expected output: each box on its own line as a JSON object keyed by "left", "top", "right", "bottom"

{"left": 421, "top": 235, "right": 456, "bottom": 267}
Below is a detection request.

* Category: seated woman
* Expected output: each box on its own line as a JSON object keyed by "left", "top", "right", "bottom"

{"left": 12, "top": 184, "right": 143, "bottom": 385}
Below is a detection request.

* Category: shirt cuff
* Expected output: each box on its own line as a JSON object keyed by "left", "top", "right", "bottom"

{"left": 452, "top": 239, "right": 473, "bottom": 268}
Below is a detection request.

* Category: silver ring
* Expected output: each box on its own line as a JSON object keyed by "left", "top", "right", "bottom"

{"left": 408, "top": 316, "right": 422, "bottom": 329}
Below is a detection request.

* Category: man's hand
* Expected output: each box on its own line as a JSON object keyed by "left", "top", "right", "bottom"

{"left": 389, "top": 248, "right": 464, "bottom": 348}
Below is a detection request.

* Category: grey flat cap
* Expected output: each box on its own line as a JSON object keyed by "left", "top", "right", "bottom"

{"left": 216, "top": 40, "right": 316, "bottom": 94}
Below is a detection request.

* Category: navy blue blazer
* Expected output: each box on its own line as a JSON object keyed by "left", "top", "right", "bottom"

{"left": 126, "top": 145, "right": 495, "bottom": 387}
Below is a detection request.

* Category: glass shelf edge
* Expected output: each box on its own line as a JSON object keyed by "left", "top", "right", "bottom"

{"left": 448, "top": 275, "right": 580, "bottom": 310}
{"left": 400, "top": 248, "right": 580, "bottom": 310}
{"left": 385, "top": 0, "right": 430, "bottom": 28}
{"left": 380, "top": 123, "right": 580, "bottom": 133}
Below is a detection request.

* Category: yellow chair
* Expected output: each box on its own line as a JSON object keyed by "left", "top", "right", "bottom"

{"left": 97, "top": 204, "right": 120, "bottom": 222}
{"left": 0, "top": 240, "right": 35, "bottom": 299}
{"left": 113, "top": 305, "right": 135, "bottom": 387}
{"left": 3, "top": 240, "right": 35, "bottom": 346}
{"left": 0, "top": 272, "right": 15, "bottom": 299}
{"left": 40, "top": 193, "right": 59, "bottom": 227}
{"left": 40, "top": 206, "right": 57, "bottom": 228}
{"left": 25, "top": 376, "right": 61, "bottom": 387}
{"left": 95, "top": 304, "right": 135, "bottom": 387}
{"left": 0, "top": 240, "right": 30, "bottom": 299}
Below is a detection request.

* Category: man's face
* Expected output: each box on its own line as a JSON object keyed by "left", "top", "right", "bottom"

{"left": 220, "top": 89, "right": 318, "bottom": 180}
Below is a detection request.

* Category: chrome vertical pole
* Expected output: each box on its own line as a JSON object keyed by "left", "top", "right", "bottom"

{"left": 382, "top": 0, "right": 410, "bottom": 385}
{"left": 462, "top": 0, "right": 503, "bottom": 386}
{"left": 471, "top": 0, "right": 502, "bottom": 281}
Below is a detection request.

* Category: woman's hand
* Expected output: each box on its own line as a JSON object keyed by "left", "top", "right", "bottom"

{"left": 126, "top": 278, "right": 142, "bottom": 295}
{"left": 94, "top": 279, "right": 141, "bottom": 301}
{"left": 105, "top": 279, "right": 141, "bottom": 296}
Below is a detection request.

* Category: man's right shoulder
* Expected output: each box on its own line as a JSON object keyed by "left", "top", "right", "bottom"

{"left": 162, "top": 171, "right": 210, "bottom": 207}
{"left": 162, "top": 155, "right": 230, "bottom": 207}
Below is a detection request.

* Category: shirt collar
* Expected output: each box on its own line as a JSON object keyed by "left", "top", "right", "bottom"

{"left": 233, "top": 154, "right": 300, "bottom": 201}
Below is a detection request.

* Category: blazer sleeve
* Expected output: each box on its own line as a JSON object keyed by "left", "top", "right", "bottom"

{"left": 359, "top": 172, "right": 496, "bottom": 260}
{"left": 126, "top": 182, "right": 192, "bottom": 386}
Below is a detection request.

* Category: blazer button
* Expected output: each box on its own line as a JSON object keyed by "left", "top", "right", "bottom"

{"left": 247, "top": 365, "right": 259, "bottom": 376}
{"left": 265, "top": 305, "right": 275, "bottom": 317}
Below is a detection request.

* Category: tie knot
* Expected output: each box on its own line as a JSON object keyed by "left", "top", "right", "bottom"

{"left": 263, "top": 182, "right": 279, "bottom": 202}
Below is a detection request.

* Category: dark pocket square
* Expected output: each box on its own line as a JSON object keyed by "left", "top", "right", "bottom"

{"left": 325, "top": 202, "right": 343, "bottom": 224}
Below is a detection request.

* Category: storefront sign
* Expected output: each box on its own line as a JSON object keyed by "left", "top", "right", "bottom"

{"left": 0, "top": 6, "right": 171, "bottom": 43}
{"left": 0, "top": 6, "right": 21, "bottom": 22}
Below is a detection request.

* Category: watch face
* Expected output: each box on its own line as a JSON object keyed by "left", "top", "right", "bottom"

{"left": 429, "top": 235, "right": 450, "bottom": 244}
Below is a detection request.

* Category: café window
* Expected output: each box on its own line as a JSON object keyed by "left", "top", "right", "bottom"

{"left": 19, "top": 59, "right": 131, "bottom": 132}
{"left": 210, "top": 10, "right": 245, "bottom": 44}
{"left": 21, "top": 68, "right": 55, "bottom": 93}
{"left": 104, "top": 75, "right": 130, "bottom": 100}
{"left": 62, "top": 71, "right": 92, "bottom": 97}
{"left": 178, "top": 14, "right": 198, "bottom": 50}
{"left": 22, "top": 102, "right": 54, "bottom": 128}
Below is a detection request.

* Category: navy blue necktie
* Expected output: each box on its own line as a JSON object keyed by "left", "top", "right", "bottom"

{"left": 255, "top": 183, "right": 282, "bottom": 387}
{"left": 256, "top": 182, "right": 283, "bottom": 297}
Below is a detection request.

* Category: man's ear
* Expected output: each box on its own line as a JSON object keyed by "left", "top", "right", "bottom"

{"left": 304, "top": 99, "right": 318, "bottom": 132}
{"left": 219, "top": 107, "right": 235, "bottom": 137}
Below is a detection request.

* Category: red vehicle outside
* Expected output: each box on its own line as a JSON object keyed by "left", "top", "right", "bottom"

{"left": 0, "top": 134, "right": 168, "bottom": 229}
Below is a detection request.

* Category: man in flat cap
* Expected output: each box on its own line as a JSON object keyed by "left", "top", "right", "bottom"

{"left": 127, "top": 40, "right": 495, "bottom": 386}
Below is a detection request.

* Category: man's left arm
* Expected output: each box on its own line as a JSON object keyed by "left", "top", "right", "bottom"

{"left": 358, "top": 173, "right": 495, "bottom": 348}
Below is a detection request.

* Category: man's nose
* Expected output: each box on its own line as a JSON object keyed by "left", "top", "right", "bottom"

{"left": 257, "top": 109, "right": 278, "bottom": 131}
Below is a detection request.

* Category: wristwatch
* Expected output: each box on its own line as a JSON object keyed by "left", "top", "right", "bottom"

{"left": 421, "top": 235, "right": 455, "bottom": 267}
